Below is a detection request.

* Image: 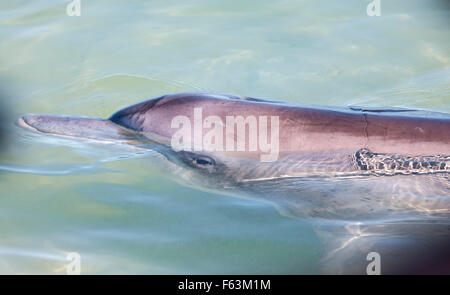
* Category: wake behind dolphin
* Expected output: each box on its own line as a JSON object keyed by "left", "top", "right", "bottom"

{"left": 17, "top": 92, "right": 450, "bottom": 273}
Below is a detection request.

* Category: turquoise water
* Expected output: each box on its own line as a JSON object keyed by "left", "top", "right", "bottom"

{"left": 0, "top": 0, "right": 449, "bottom": 274}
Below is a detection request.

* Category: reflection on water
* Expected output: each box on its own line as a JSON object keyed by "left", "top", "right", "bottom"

{"left": 0, "top": 0, "right": 449, "bottom": 274}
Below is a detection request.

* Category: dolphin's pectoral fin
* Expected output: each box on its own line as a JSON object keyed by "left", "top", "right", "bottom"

{"left": 17, "top": 114, "right": 146, "bottom": 144}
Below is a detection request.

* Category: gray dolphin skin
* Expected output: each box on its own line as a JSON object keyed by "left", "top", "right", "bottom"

{"left": 17, "top": 92, "right": 450, "bottom": 274}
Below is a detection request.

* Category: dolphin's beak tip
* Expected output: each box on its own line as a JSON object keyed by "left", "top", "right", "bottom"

{"left": 16, "top": 115, "right": 38, "bottom": 132}
{"left": 16, "top": 116, "right": 27, "bottom": 127}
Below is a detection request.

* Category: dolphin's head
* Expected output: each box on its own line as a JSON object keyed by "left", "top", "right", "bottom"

{"left": 17, "top": 93, "right": 284, "bottom": 188}
{"left": 108, "top": 92, "right": 283, "bottom": 187}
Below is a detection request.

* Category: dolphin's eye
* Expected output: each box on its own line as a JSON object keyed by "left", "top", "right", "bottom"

{"left": 194, "top": 156, "right": 214, "bottom": 166}
{"left": 178, "top": 151, "right": 216, "bottom": 169}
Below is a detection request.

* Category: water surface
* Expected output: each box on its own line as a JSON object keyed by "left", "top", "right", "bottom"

{"left": 0, "top": 0, "right": 449, "bottom": 274}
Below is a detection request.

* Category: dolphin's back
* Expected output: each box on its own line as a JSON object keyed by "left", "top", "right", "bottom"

{"left": 106, "top": 93, "right": 450, "bottom": 158}
{"left": 18, "top": 92, "right": 450, "bottom": 160}
{"left": 355, "top": 108, "right": 450, "bottom": 156}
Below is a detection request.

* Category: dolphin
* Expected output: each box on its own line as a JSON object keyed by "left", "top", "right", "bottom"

{"left": 17, "top": 92, "right": 450, "bottom": 273}
{"left": 17, "top": 92, "right": 450, "bottom": 213}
